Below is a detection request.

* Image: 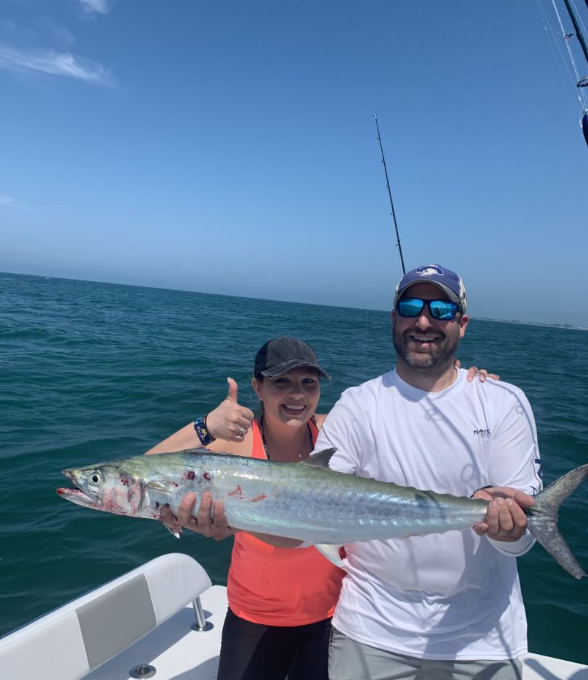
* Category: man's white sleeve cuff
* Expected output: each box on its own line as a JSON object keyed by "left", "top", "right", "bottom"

{"left": 487, "top": 530, "right": 535, "bottom": 556}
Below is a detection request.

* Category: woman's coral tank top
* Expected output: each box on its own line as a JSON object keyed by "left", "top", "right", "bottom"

{"left": 226, "top": 419, "right": 345, "bottom": 626}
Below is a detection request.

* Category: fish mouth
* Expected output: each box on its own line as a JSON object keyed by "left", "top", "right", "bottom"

{"left": 56, "top": 470, "right": 101, "bottom": 508}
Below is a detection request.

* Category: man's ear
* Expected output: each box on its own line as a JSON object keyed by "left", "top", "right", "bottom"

{"left": 459, "top": 314, "right": 470, "bottom": 337}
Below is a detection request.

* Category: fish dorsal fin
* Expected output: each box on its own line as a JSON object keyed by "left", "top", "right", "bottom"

{"left": 182, "top": 448, "right": 212, "bottom": 456}
{"left": 301, "top": 447, "right": 337, "bottom": 469}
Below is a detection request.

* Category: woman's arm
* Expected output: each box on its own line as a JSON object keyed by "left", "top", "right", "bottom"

{"left": 145, "top": 377, "right": 255, "bottom": 455}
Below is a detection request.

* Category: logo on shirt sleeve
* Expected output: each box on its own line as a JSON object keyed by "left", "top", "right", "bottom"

{"left": 473, "top": 428, "right": 491, "bottom": 439}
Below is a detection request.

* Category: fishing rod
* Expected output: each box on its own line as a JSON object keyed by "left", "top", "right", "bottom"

{"left": 374, "top": 114, "right": 406, "bottom": 276}
{"left": 561, "top": 0, "right": 588, "bottom": 67}
{"left": 545, "top": 0, "right": 588, "bottom": 149}
{"left": 559, "top": 0, "right": 588, "bottom": 149}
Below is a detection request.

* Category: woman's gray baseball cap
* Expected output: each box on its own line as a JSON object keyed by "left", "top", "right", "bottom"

{"left": 254, "top": 336, "right": 331, "bottom": 380}
{"left": 393, "top": 263, "right": 467, "bottom": 312}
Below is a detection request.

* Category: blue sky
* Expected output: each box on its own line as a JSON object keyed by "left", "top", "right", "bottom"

{"left": 1, "top": 0, "right": 588, "bottom": 326}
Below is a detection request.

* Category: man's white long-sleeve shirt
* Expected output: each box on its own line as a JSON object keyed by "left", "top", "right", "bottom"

{"left": 315, "top": 368, "right": 542, "bottom": 660}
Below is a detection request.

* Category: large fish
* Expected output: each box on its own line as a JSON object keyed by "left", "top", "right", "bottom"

{"left": 57, "top": 448, "right": 588, "bottom": 579}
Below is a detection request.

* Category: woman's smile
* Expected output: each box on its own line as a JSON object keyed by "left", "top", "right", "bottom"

{"left": 281, "top": 403, "right": 307, "bottom": 417}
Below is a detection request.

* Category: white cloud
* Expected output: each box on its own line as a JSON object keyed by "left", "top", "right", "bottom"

{"left": 80, "top": 0, "right": 110, "bottom": 15}
{"left": 49, "top": 23, "right": 76, "bottom": 47}
{"left": 0, "top": 195, "right": 16, "bottom": 208}
{"left": 0, "top": 44, "right": 110, "bottom": 84}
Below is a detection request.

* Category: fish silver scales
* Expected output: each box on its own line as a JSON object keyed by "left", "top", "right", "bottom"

{"left": 58, "top": 448, "right": 487, "bottom": 544}
{"left": 57, "top": 448, "right": 588, "bottom": 579}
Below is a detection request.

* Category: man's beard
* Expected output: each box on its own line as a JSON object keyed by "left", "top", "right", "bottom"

{"left": 393, "top": 324, "right": 461, "bottom": 375}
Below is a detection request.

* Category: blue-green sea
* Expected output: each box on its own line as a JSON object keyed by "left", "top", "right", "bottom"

{"left": 1, "top": 272, "right": 587, "bottom": 664}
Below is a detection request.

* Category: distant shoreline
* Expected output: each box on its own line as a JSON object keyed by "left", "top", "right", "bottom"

{"left": 475, "top": 317, "right": 588, "bottom": 332}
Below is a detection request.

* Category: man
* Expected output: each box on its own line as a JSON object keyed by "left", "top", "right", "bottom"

{"left": 314, "top": 263, "right": 541, "bottom": 680}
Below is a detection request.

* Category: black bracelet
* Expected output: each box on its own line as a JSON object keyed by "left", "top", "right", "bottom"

{"left": 194, "top": 415, "right": 216, "bottom": 445}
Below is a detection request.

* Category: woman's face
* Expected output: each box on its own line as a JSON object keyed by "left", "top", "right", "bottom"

{"left": 252, "top": 367, "right": 321, "bottom": 429}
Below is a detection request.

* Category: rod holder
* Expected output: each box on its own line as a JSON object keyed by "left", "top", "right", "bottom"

{"left": 191, "top": 596, "right": 213, "bottom": 632}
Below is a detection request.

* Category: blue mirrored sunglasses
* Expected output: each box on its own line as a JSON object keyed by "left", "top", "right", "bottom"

{"left": 396, "top": 297, "right": 462, "bottom": 321}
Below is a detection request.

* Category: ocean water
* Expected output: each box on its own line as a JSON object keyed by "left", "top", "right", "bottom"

{"left": 1, "top": 272, "right": 587, "bottom": 664}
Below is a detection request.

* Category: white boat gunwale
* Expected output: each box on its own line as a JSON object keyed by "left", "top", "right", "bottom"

{"left": 0, "top": 553, "right": 585, "bottom": 680}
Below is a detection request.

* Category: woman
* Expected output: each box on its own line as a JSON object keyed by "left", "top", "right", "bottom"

{"left": 146, "top": 336, "right": 496, "bottom": 680}
{"left": 147, "top": 336, "right": 344, "bottom": 680}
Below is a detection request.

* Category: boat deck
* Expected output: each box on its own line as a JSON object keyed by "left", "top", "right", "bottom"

{"left": 86, "top": 587, "right": 588, "bottom": 680}
{"left": 1, "top": 554, "right": 586, "bottom": 680}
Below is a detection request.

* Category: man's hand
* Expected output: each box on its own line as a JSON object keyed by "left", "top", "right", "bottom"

{"left": 472, "top": 487, "right": 534, "bottom": 541}
{"left": 160, "top": 492, "right": 237, "bottom": 541}
{"left": 205, "top": 378, "right": 255, "bottom": 441}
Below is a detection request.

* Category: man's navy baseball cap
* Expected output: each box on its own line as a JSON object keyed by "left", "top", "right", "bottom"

{"left": 393, "top": 264, "right": 467, "bottom": 312}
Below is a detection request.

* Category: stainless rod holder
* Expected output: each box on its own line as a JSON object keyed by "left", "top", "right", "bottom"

{"left": 191, "top": 596, "right": 213, "bottom": 632}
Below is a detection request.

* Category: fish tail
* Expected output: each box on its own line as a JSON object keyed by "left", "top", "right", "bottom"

{"left": 527, "top": 463, "right": 588, "bottom": 580}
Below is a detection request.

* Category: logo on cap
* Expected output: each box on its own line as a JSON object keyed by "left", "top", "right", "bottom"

{"left": 416, "top": 265, "right": 444, "bottom": 277}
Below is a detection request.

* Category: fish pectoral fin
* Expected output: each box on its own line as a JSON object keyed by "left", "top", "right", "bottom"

{"left": 163, "top": 524, "right": 182, "bottom": 539}
{"left": 314, "top": 543, "right": 346, "bottom": 568}
{"left": 145, "top": 480, "right": 170, "bottom": 493}
{"left": 301, "top": 447, "right": 337, "bottom": 469}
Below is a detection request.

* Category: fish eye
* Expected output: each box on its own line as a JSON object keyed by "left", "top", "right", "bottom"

{"left": 90, "top": 472, "right": 101, "bottom": 484}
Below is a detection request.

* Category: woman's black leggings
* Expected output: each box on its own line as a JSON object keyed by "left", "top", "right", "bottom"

{"left": 216, "top": 608, "right": 332, "bottom": 680}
